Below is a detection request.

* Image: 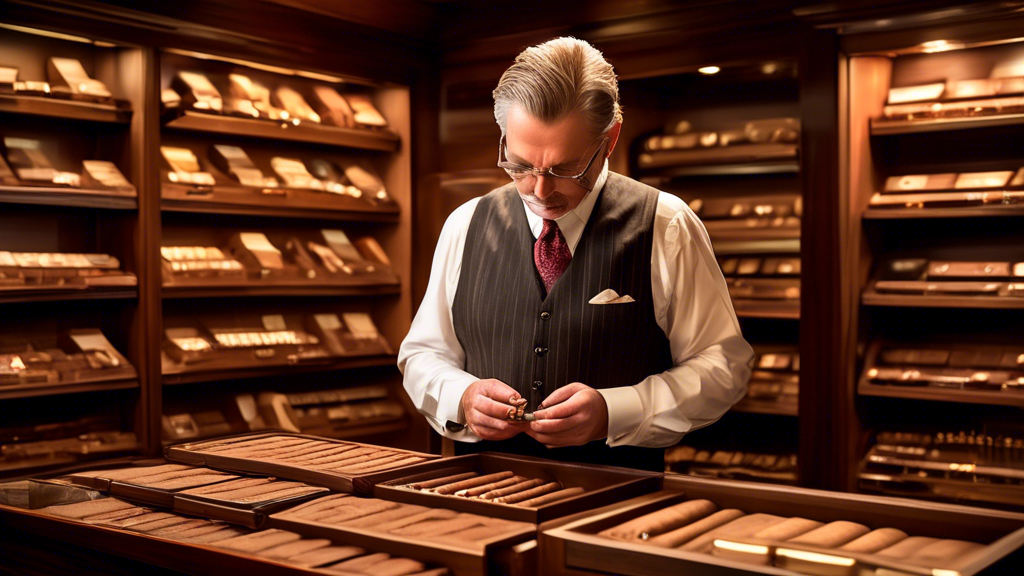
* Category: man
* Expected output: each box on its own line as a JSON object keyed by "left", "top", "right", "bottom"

{"left": 399, "top": 37, "right": 752, "bottom": 471}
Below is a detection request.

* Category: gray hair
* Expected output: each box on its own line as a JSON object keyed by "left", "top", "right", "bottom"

{"left": 493, "top": 37, "right": 622, "bottom": 137}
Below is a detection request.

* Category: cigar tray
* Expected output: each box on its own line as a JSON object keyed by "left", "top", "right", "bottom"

{"left": 65, "top": 461, "right": 240, "bottom": 508}
{"left": 356, "top": 452, "right": 662, "bottom": 523}
{"left": 0, "top": 494, "right": 454, "bottom": 576}
{"left": 267, "top": 494, "right": 537, "bottom": 576}
{"left": 541, "top": 475, "right": 1024, "bottom": 576}
{"left": 164, "top": 432, "right": 438, "bottom": 493}
{"left": 172, "top": 482, "right": 329, "bottom": 529}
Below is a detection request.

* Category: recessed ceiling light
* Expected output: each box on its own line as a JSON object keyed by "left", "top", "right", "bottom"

{"left": 698, "top": 66, "right": 720, "bottom": 75}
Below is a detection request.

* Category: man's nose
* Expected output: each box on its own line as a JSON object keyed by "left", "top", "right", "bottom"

{"left": 533, "top": 174, "right": 556, "bottom": 198}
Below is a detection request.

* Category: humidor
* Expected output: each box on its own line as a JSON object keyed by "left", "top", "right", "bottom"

{"left": 164, "top": 432, "right": 437, "bottom": 493}
{"left": 355, "top": 452, "right": 662, "bottom": 523}
{"left": 541, "top": 475, "right": 1024, "bottom": 576}
{"left": 268, "top": 493, "right": 535, "bottom": 576}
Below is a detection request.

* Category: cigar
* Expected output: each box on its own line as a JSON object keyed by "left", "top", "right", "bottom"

{"left": 646, "top": 509, "right": 745, "bottom": 548}
{"left": 178, "top": 526, "right": 248, "bottom": 544}
{"left": 433, "top": 471, "right": 514, "bottom": 495}
{"left": 392, "top": 515, "right": 486, "bottom": 537}
{"left": 364, "top": 557, "right": 427, "bottom": 576}
{"left": 280, "top": 444, "right": 361, "bottom": 463}
{"left": 495, "top": 481, "right": 561, "bottom": 504}
{"left": 787, "top": 521, "right": 871, "bottom": 548}
{"left": 355, "top": 456, "right": 426, "bottom": 474}
{"left": 304, "top": 447, "right": 381, "bottom": 467}
{"left": 323, "top": 452, "right": 401, "bottom": 471}
{"left": 41, "top": 498, "right": 138, "bottom": 519}
{"left": 336, "top": 453, "right": 408, "bottom": 472}
{"left": 326, "top": 552, "right": 391, "bottom": 573}
{"left": 375, "top": 509, "right": 459, "bottom": 533}
{"left": 406, "top": 569, "right": 450, "bottom": 576}
{"left": 875, "top": 536, "right": 941, "bottom": 558}
{"left": 288, "top": 546, "right": 366, "bottom": 568}
{"left": 444, "top": 524, "right": 508, "bottom": 542}
{"left": 307, "top": 500, "right": 399, "bottom": 524}
{"left": 408, "top": 472, "right": 477, "bottom": 490}
{"left": 455, "top": 476, "right": 525, "bottom": 497}
{"left": 681, "top": 513, "right": 785, "bottom": 554}
{"left": 751, "top": 517, "right": 822, "bottom": 541}
{"left": 259, "top": 538, "right": 331, "bottom": 559}
{"left": 839, "top": 528, "right": 908, "bottom": 553}
{"left": 909, "top": 539, "right": 986, "bottom": 563}
{"left": 480, "top": 478, "right": 545, "bottom": 499}
{"left": 149, "top": 519, "right": 216, "bottom": 536}
{"left": 215, "top": 529, "right": 302, "bottom": 553}
{"left": 517, "top": 486, "right": 585, "bottom": 507}
{"left": 122, "top": 514, "right": 193, "bottom": 532}
{"left": 262, "top": 442, "right": 341, "bottom": 461}
{"left": 282, "top": 494, "right": 352, "bottom": 517}
{"left": 599, "top": 499, "right": 718, "bottom": 541}
{"left": 342, "top": 504, "right": 430, "bottom": 528}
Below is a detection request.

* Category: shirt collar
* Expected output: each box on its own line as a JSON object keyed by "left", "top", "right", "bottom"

{"left": 522, "top": 160, "right": 609, "bottom": 255}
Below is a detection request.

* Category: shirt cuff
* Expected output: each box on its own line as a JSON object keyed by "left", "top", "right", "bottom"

{"left": 597, "top": 386, "right": 644, "bottom": 447}
{"left": 436, "top": 371, "right": 479, "bottom": 427}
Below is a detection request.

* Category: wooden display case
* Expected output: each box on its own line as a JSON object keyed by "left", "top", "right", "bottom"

{"left": 355, "top": 452, "right": 662, "bottom": 522}
{"left": 541, "top": 475, "right": 1024, "bottom": 576}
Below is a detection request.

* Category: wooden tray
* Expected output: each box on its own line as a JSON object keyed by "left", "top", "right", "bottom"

{"left": 541, "top": 475, "right": 1024, "bottom": 576}
{"left": 163, "top": 432, "right": 438, "bottom": 493}
{"left": 172, "top": 478, "right": 329, "bottom": 529}
{"left": 67, "top": 462, "right": 239, "bottom": 507}
{"left": 268, "top": 493, "right": 536, "bottom": 576}
{"left": 356, "top": 452, "right": 662, "bottom": 523}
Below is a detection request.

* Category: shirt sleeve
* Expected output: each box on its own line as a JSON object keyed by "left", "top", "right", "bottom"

{"left": 597, "top": 192, "right": 754, "bottom": 448}
{"left": 397, "top": 198, "right": 483, "bottom": 442}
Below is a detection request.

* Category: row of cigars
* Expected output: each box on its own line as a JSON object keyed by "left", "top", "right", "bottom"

{"left": 1, "top": 431, "right": 1021, "bottom": 576}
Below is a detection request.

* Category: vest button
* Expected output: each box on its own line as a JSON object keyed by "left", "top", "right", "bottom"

{"left": 540, "top": 311, "right": 551, "bottom": 320}
{"left": 534, "top": 346, "right": 548, "bottom": 356}
{"left": 532, "top": 380, "right": 543, "bottom": 390}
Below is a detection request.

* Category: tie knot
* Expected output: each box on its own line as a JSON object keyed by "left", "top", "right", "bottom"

{"left": 541, "top": 218, "right": 558, "bottom": 238}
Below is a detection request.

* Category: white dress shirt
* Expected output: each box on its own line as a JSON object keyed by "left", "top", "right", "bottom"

{"left": 399, "top": 162, "right": 753, "bottom": 448}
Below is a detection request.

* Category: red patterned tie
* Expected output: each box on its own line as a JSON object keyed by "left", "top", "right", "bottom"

{"left": 534, "top": 219, "right": 571, "bottom": 293}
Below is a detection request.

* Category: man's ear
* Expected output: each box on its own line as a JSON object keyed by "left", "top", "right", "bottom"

{"left": 605, "top": 122, "right": 623, "bottom": 157}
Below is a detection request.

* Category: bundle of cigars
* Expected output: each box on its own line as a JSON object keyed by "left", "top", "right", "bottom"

{"left": 598, "top": 495, "right": 987, "bottom": 573}
{"left": 396, "top": 470, "right": 585, "bottom": 508}
{"left": 33, "top": 496, "right": 450, "bottom": 575}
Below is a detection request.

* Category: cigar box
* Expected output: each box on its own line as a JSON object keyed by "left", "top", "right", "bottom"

{"left": 160, "top": 146, "right": 216, "bottom": 188}
{"left": 2, "top": 495, "right": 455, "bottom": 576}
{"left": 208, "top": 145, "right": 278, "bottom": 189}
{"left": 882, "top": 173, "right": 958, "bottom": 193}
{"left": 271, "top": 87, "right": 321, "bottom": 124}
{"left": 161, "top": 327, "right": 217, "bottom": 365}
{"left": 13, "top": 80, "right": 51, "bottom": 96}
{"left": 3, "top": 137, "right": 57, "bottom": 183}
{"left": 270, "top": 157, "right": 324, "bottom": 190}
{"left": 541, "top": 476, "right": 1024, "bottom": 576}
{"left": 160, "top": 246, "right": 247, "bottom": 282}
{"left": 310, "top": 86, "right": 354, "bottom": 127}
{"left": 305, "top": 158, "right": 359, "bottom": 196}
{"left": 0, "top": 66, "right": 16, "bottom": 94}
{"left": 46, "top": 57, "right": 112, "bottom": 101}
{"left": 343, "top": 93, "right": 387, "bottom": 127}
{"left": 161, "top": 410, "right": 234, "bottom": 440}
{"left": 887, "top": 82, "right": 946, "bottom": 104}
{"left": 262, "top": 385, "right": 405, "bottom": 437}
{"left": 66, "top": 462, "right": 240, "bottom": 508}
{"left": 305, "top": 312, "right": 394, "bottom": 357}
{"left": 164, "top": 432, "right": 438, "bottom": 494}
{"left": 268, "top": 493, "right": 535, "bottom": 576}
{"left": 355, "top": 452, "right": 662, "bottom": 523}
{"left": 80, "top": 160, "right": 135, "bottom": 193}
{"left": 340, "top": 161, "right": 390, "bottom": 202}
{"left": 0, "top": 154, "right": 16, "bottom": 185}
{"left": 62, "top": 329, "right": 136, "bottom": 382}
{"left": 227, "top": 232, "right": 289, "bottom": 278}
{"left": 172, "top": 71, "right": 223, "bottom": 113}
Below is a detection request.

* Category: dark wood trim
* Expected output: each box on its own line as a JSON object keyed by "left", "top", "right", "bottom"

{"left": 0, "top": 94, "right": 131, "bottom": 123}
{"left": 161, "top": 354, "right": 399, "bottom": 386}
{"left": 0, "top": 185, "right": 137, "bottom": 210}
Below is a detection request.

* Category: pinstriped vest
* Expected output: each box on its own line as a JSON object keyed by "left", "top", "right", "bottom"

{"left": 451, "top": 172, "right": 673, "bottom": 471}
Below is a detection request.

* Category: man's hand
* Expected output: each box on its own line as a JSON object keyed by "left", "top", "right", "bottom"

{"left": 527, "top": 382, "right": 609, "bottom": 447}
{"left": 461, "top": 379, "right": 529, "bottom": 441}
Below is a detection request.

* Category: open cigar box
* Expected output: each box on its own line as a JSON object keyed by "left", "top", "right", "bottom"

{"left": 354, "top": 452, "right": 662, "bottom": 523}
{"left": 541, "top": 475, "right": 1024, "bottom": 576}
{"left": 0, "top": 490, "right": 455, "bottom": 575}
{"left": 267, "top": 493, "right": 536, "bottom": 576}
{"left": 163, "top": 432, "right": 437, "bottom": 493}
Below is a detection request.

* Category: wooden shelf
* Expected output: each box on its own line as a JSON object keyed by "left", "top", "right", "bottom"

{"left": 0, "top": 286, "right": 137, "bottom": 305}
{"left": 862, "top": 292, "right": 1024, "bottom": 310}
{"left": 731, "top": 398, "right": 798, "bottom": 416}
{"left": 0, "top": 94, "right": 131, "bottom": 124}
{"left": 162, "top": 354, "right": 398, "bottom": 385}
{"left": 870, "top": 113, "right": 1024, "bottom": 135}
{"left": 703, "top": 227, "right": 800, "bottom": 242}
{"left": 864, "top": 205, "right": 1024, "bottom": 219}
{"left": 163, "top": 109, "right": 400, "bottom": 152}
{"left": 733, "top": 300, "right": 800, "bottom": 319}
{"left": 859, "top": 381, "right": 1024, "bottom": 408}
{"left": 712, "top": 238, "right": 800, "bottom": 255}
{"left": 161, "top": 184, "right": 400, "bottom": 222}
{"left": 638, "top": 143, "right": 798, "bottom": 171}
{"left": 0, "top": 185, "right": 137, "bottom": 210}
{"left": 162, "top": 279, "right": 400, "bottom": 299}
{"left": 0, "top": 378, "right": 139, "bottom": 401}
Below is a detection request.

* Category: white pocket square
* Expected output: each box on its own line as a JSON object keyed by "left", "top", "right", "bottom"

{"left": 589, "top": 288, "right": 635, "bottom": 305}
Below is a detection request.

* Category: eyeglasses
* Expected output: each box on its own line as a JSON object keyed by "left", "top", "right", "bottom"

{"left": 497, "top": 134, "right": 608, "bottom": 191}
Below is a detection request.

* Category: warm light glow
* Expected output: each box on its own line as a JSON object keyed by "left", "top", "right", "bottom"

{"left": 0, "top": 22, "right": 92, "bottom": 44}
{"left": 761, "top": 62, "right": 778, "bottom": 75}
{"left": 698, "top": 66, "right": 721, "bottom": 75}
{"left": 714, "top": 540, "right": 769, "bottom": 555}
{"left": 777, "top": 548, "right": 855, "bottom": 567}
{"left": 921, "top": 39, "right": 964, "bottom": 53}
{"left": 166, "top": 48, "right": 349, "bottom": 85}
{"left": 934, "top": 570, "right": 962, "bottom": 576}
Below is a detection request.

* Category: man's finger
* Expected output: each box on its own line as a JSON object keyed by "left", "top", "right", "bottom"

{"left": 473, "top": 395, "right": 522, "bottom": 420}
{"left": 528, "top": 413, "right": 582, "bottom": 434}
{"left": 479, "top": 379, "right": 522, "bottom": 402}
{"left": 533, "top": 391, "right": 585, "bottom": 420}
{"left": 536, "top": 383, "right": 583, "bottom": 411}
